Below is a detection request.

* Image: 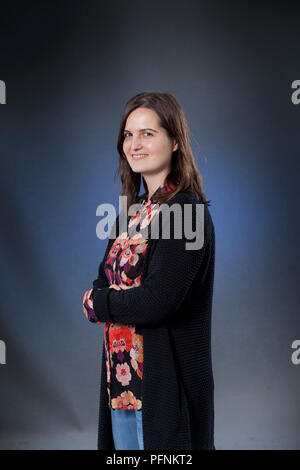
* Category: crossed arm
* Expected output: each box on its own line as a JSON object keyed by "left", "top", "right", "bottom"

{"left": 82, "top": 283, "right": 133, "bottom": 324}
{"left": 88, "top": 241, "right": 207, "bottom": 327}
{"left": 82, "top": 199, "right": 212, "bottom": 328}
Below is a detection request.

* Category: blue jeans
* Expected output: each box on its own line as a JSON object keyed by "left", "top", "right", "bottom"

{"left": 110, "top": 409, "right": 144, "bottom": 450}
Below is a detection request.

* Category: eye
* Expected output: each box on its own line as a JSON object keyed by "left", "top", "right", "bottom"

{"left": 123, "top": 131, "right": 153, "bottom": 138}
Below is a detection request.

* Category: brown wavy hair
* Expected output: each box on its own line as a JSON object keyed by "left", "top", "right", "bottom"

{"left": 114, "top": 91, "right": 211, "bottom": 211}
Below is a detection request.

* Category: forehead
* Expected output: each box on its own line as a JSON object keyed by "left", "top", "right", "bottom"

{"left": 125, "top": 107, "right": 161, "bottom": 129}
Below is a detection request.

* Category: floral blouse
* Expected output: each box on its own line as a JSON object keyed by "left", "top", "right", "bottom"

{"left": 83, "top": 180, "right": 176, "bottom": 411}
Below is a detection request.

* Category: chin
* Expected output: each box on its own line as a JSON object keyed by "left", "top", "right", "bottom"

{"left": 131, "top": 163, "right": 150, "bottom": 171}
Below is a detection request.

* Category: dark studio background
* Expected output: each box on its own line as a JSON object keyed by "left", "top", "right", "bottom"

{"left": 0, "top": 0, "right": 299, "bottom": 450}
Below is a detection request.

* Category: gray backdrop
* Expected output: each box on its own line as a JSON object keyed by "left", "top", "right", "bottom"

{"left": 0, "top": 0, "right": 299, "bottom": 449}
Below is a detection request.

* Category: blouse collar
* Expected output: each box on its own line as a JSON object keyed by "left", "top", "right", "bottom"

{"left": 141, "top": 180, "right": 177, "bottom": 205}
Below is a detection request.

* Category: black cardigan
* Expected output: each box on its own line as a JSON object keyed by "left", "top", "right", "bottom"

{"left": 91, "top": 191, "right": 215, "bottom": 450}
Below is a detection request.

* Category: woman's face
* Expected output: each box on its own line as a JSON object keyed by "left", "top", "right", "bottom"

{"left": 123, "top": 107, "right": 178, "bottom": 176}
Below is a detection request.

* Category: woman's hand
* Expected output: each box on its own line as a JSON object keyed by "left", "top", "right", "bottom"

{"left": 82, "top": 284, "right": 136, "bottom": 324}
{"left": 109, "top": 283, "right": 136, "bottom": 290}
{"left": 109, "top": 284, "right": 122, "bottom": 291}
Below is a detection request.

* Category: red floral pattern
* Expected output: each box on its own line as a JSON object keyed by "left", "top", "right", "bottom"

{"left": 83, "top": 180, "right": 176, "bottom": 410}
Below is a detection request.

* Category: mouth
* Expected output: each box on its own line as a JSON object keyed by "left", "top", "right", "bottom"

{"left": 131, "top": 154, "right": 148, "bottom": 160}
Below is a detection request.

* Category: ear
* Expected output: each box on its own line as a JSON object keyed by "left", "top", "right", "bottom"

{"left": 173, "top": 140, "right": 178, "bottom": 152}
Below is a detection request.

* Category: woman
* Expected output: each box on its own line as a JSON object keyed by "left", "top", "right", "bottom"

{"left": 83, "top": 91, "right": 215, "bottom": 450}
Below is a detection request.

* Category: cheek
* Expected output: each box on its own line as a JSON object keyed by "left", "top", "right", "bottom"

{"left": 123, "top": 140, "right": 130, "bottom": 154}
{"left": 150, "top": 138, "right": 170, "bottom": 154}
{"left": 150, "top": 141, "right": 171, "bottom": 161}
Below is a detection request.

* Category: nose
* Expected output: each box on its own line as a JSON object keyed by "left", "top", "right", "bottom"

{"left": 131, "top": 134, "right": 143, "bottom": 151}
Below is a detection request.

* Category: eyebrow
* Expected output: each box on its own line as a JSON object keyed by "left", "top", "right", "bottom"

{"left": 123, "top": 128, "right": 159, "bottom": 133}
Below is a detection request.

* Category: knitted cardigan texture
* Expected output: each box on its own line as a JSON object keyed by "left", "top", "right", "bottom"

{"left": 91, "top": 191, "right": 215, "bottom": 450}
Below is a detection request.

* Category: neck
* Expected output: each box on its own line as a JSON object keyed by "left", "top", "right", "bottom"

{"left": 144, "top": 170, "right": 170, "bottom": 200}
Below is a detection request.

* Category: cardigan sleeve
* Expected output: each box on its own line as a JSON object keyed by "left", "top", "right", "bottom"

{"left": 92, "top": 198, "right": 212, "bottom": 327}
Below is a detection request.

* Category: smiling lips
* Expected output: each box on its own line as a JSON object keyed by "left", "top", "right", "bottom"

{"left": 132, "top": 154, "right": 148, "bottom": 160}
